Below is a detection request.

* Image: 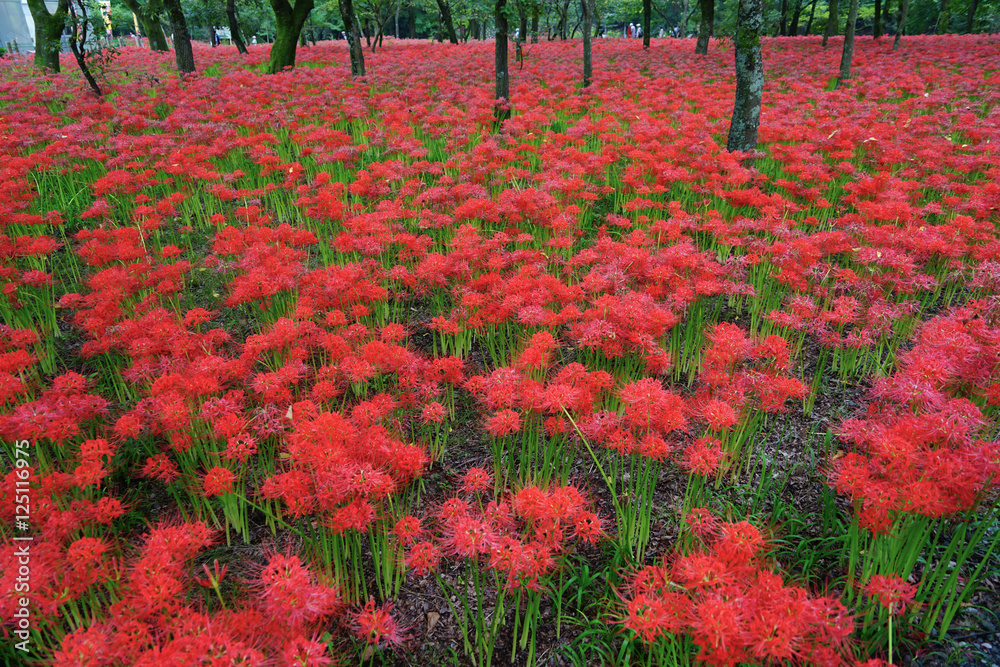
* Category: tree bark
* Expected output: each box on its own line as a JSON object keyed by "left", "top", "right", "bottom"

{"left": 804, "top": 0, "right": 818, "bottom": 34}
{"left": 495, "top": 0, "right": 510, "bottom": 127}
{"left": 643, "top": 0, "right": 651, "bottom": 47}
{"left": 964, "top": 0, "right": 978, "bottom": 32}
{"left": 26, "top": 0, "right": 68, "bottom": 72}
{"left": 227, "top": 0, "right": 248, "bottom": 53}
{"left": 893, "top": 0, "right": 909, "bottom": 48}
{"left": 822, "top": 0, "right": 838, "bottom": 46}
{"left": 267, "top": 0, "right": 313, "bottom": 72}
{"left": 66, "top": 0, "right": 102, "bottom": 95}
{"left": 789, "top": 0, "right": 803, "bottom": 34}
{"left": 121, "top": 0, "right": 169, "bottom": 51}
{"left": 338, "top": 0, "right": 365, "bottom": 75}
{"left": 531, "top": 7, "right": 539, "bottom": 41}
{"left": 582, "top": 0, "right": 592, "bottom": 86}
{"left": 779, "top": 0, "right": 788, "bottom": 34}
{"left": 836, "top": 0, "right": 858, "bottom": 88}
{"left": 163, "top": 0, "right": 195, "bottom": 73}
{"left": 436, "top": 0, "right": 459, "bottom": 43}
{"left": 695, "top": 0, "right": 713, "bottom": 53}
{"left": 935, "top": 0, "right": 951, "bottom": 33}
{"left": 873, "top": 0, "right": 882, "bottom": 36}
{"left": 727, "top": 0, "right": 763, "bottom": 153}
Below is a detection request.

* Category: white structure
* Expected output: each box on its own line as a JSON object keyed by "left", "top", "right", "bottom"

{"left": 0, "top": 0, "right": 36, "bottom": 50}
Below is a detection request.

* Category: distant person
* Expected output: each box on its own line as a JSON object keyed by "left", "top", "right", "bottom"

{"left": 659, "top": 27, "right": 664, "bottom": 38}
{"left": 636, "top": 25, "right": 642, "bottom": 38}
{"left": 627, "top": 24, "right": 633, "bottom": 38}
{"left": 251, "top": 35, "right": 257, "bottom": 45}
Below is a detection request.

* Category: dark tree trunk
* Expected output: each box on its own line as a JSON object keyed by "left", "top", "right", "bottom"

{"left": 779, "top": 0, "right": 788, "bottom": 34}
{"left": 873, "top": 0, "right": 882, "bottom": 36}
{"left": 267, "top": 0, "right": 313, "bottom": 72}
{"left": 409, "top": 4, "right": 416, "bottom": 37}
{"left": 594, "top": 9, "right": 601, "bottom": 35}
{"left": 26, "top": 0, "right": 68, "bottom": 72}
{"left": 163, "top": 0, "right": 196, "bottom": 73}
{"left": 804, "top": 0, "right": 818, "bottom": 34}
{"left": 468, "top": 19, "right": 478, "bottom": 41}
{"left": 582, "top": 0, "right": 592, "bottom": 86}
{"left": 822, "top": 0, "right": 838, "bottom": 46}
{"left": 339, "top": 0, "right": 365, "bottom": 75}
{"left": 727, "top": 0, "right": 763, "bottom": 153}
{"left": 122, "top": 0, "right": 170, "bottom": 51}
{"left": 836, "top": 0, "right": 858, "bottom": 87}
{"left": 436, "top": 0, "right": 459, "bottom": 43}
{"left": 519, "top": 10, "right": 527, "bottom": 42}
{"left": 66, "top": 0, "right": 102, "bottom": 95}
{"left": 228, "top": 0, "right": 248, "bottom": 53}
{"left": 495, "top": 0, "right": 510, "bottom": 127}
{"left": 695, "top": 0, "right": 714, "bottom": 53}
{"left": 643, "top": 0, "right": 651, "bottom": 47}
{"left": 560, "top": 0, "right": 570, "bottom": 38}
{"left": 935, "top": 0, "right": 951, "bottom": 33}
{"left": 965, "top": 0, "right": 978, "bottom": 31}
{"left": 893, "top": 0, "right": 909, "bottom": 48}
{"left": 789, "top": 0, "right": 803, "bottom": 34}
{"left": 531, "top": 7, "right": 539, "bottom": 41}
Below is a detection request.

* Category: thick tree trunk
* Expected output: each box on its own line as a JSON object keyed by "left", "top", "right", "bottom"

{"left": 436, "top": 0, "right": 459, "bottom": 43}
{"left": 227, "top": 0, "right": 248, "bottom": 53}
{"left": 822, "top": 0, "right": 838, "bottom": 46}
{"left": 836, "top": 0, "right": 858, "bottom": 87}
{"left": 338, "top": 0, "right": 365, "bottom": 75}
{"left": 531, "top": 7, "right": 539, "bottom": 41}
{"left": 873, "top": 0, "right": 882, "bottom": 36}
{"left": 727, "top": 0, "right": 763, "bottom": 153}
{"left": 163, "top": 0, "right": 195, "bottom": 73}
{"left": 26, "top": 0, "right": 68, "bottom": 72}
{"left": 267, "top": 0, "right": 313, "bottom": 73}
{"left": 779, "top": 0, "right": 788, "bottom": 34}
{"left": 893, "top": 0, "right": 909, "bottom": 48}
{"left": 495, "top": 0, "right": 510, "bottom": 126}
{"left": 695, "top": 0, "right": 713, "bottom": 53}
{"left": 789, "top": 0, "right": 803, "bottom": 34}
{"left": 964, "top": 0, "right": 978, "bottom": 32}
{"left": 642, "top": 0, "right": 651, "bottom": 47}
{"left": 582, "top": 0, "right": 592, "bottom": 86}
{"left": 122, "top": 0, "right": 170, "bottom": 51}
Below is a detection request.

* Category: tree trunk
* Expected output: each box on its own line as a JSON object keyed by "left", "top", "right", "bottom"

{"left": 873, "top": 0, "right": 882, "bottom": 36}
{"left": 495, "top": 0, "right": 510, "bottom": 127}
{"left": 935, "top": 0, "right": 950, "bottom": 33}
{"left": 643, "top": 0, "right": 651, "bottom": 47}
{"left": 727, "top": 0, "right": 763, "bottom": 153}
{"left": 804, "top": 0, "right": 818, "bottom": 34}
{"left": 519, "top": 8, "right": 527, "bottom": 42}
{"left": 789, "top": 0, "right": 803, "bottom": 34}
{"left": 779, "top": 0, "right": 788, "bottom": 34}
{"left": 163, "top": 0, "right": 196, "bottom": 73}
{"left": 531, "top": 7, "right": 539, "bottom": 41}
{"left": 267, "top": 0, "right": 313, "bottom": 72}
{"left": 66, "top": 0, "right": 103, "bottom": 95}
{"left": 822, "top": 0, "right": 838, "bottom": 46}
{"left": 122, "top": 0, "right": 170, "bottom": 51}
{"left": 893, "top": 0, "right": 909, "bottom": 48}
{"left": 409, "top": 4, "right": 416, "bottom": 37}
{"left": 836, "top": 0, "right": 858, "bottom": 87}
{"left": 964, "top": 0, "right": 978, "bottom": 32}
{"left": 227, "top": 0, "right": 248, "bottom": 53}
{"left": 338, "top": 0, "right": 365, "bottom": 75}
{"left": 582, "top": 0, "right": 592, "bottom": 86}
{"left": 695, "top": 0, "right": 713, "bottom": 53}
{"left": 26, "top": 0, "right": 68, "bottom": 72}
{"left": 436, "top": 0, "right": 459, "bottom": 43}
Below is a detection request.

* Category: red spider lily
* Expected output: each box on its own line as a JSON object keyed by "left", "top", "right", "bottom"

{"left": 353, "top": 597, "right": 406, "bottom": 647}
{"left": 864, "top": 574, "right": 918, "bottom": 615}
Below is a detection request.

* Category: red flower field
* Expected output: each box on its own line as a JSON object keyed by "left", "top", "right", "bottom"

{"left": 1, "top": 34, "right": 999, "bottom": 666}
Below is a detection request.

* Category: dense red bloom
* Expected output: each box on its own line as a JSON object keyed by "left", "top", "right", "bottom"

{"left": 353, "top": 597, "right": 406, "bottom": 646}
{"left": 864, "top": 574, "right": 918, "bottom": 614}
{"left": 202, "top": 467, "right": 235, "bottom": 496}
